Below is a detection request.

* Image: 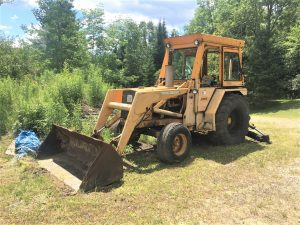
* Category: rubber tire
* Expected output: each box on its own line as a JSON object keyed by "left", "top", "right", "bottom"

{"left": 157, "top": 123, "right": 192, "bottom": 163}
{"left": 210, "top": 94, "right": 250, "bottom": 145}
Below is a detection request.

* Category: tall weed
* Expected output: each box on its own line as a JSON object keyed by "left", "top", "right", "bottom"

{"left": 85, "top": 66, "right": 110, "bottom": 107}
{"left": 54, "top": 69, "right": 84, "bottom": 113}
{"left": 0, "top": 66, "right": 111, "bottom": 137}
{"left": 0, "top": 78, "right": 14, "bottom": 134}
{"left": 14, "top": 103, "right": 48, "bottom": 136}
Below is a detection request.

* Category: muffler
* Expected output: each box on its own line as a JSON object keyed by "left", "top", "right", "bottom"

{"left": 37, "top": 125, "right": 123, "bottom": 192}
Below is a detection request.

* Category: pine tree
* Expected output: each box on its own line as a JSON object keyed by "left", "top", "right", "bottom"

{"left": 139, "top": 22, "right": 156, "bottom": 86}
{"left": 154, "top": 20, "right": 168, "bottom": 70}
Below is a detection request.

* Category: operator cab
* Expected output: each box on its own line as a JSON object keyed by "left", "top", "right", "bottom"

{"left": 159, "top": 33, "right": 244, "bottom": 88}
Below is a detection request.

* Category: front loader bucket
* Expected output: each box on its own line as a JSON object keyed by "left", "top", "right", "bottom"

{"left": 37, "top": 125, "right": 123, "bottom": 192}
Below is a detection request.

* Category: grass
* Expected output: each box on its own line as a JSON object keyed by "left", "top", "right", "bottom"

{"left": 0, "top": 99, "right": 299, "bottom": 224}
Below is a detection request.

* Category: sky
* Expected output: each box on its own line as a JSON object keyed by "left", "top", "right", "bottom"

{"left": 0, "top": 0, "right": 197, "bottom": 39}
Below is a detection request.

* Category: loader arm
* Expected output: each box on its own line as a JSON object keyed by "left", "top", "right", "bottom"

{"left": 94, "top": 88, "right": 189, "bottom": 155}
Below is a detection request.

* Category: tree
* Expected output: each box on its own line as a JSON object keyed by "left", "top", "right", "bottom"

{"left": 154, "top": 20, "right": 168, "bottom": 70}
{"left": 99, "top": 19, "right": 158, "bottom": 87}
{"left": 33, "top": 0, "right": 89, "bottom": 71}
{"left": 186, "top": 0, "right": 215, "bottom": 34}
{"left": 0, "top": 34, "right": 45, "bottom": 78}
{"left": 82, "top": 5, "right": 105, "bottom": 60}
{"left": 170, "top": 29, "right": 179, "bottom": 37}
{"left": 147, "top": 21, "right": 156, "bottom": 45}
{"left": 284, "top": 18, "right": 300, "bottom": 97}
{"left": 187, "top": 0, "right": 299, "bottom": 99}
{"left": 139, "top": 22, "right": 156, "bottom": 86}
{"left": 243, "top": 0, "right": 298, "bottom": 98}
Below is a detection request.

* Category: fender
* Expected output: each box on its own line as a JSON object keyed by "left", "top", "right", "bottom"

{"left": 203, "top": 88, "right": 247, "bottom": 131}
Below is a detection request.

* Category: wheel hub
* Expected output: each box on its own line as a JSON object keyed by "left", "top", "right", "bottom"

{"left": 172, "top": 134, "right": 187, "bottom": 156}
{"left": 227, "top": 116, "right": 232, "bottom": 126}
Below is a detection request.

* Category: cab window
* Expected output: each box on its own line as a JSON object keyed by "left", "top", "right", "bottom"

{"left": 224, "top": 52, "right": 241, "bottom": 81}
{"left": 200, "top": 48, "right": 220, "bottom": 87}
{"left": 170, "top": 48, "right": 197, "bottom": 80}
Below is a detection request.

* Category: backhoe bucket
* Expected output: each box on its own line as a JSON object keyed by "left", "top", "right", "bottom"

{"left": 37, "top": 125, "right": 123, "bottom": 192}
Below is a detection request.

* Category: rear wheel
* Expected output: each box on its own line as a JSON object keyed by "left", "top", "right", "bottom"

{"left": 157, "top": 123, "right": 191, "bottom": 163}
{"left": 210, "top": 94, "right": 249, "bottom": 145}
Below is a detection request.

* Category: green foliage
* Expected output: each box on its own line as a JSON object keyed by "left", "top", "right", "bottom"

{"left": 290, "top": 74, "right": 300, "bottom": 97}
{"left": 283, "top": 18, "right": 300, "bottom": 97}
{"left": 0, "top": 66, "right": 111, "bottom": 137}
{"left": 0, "top": 36, "right": 17, "bottom": 78}
{"left": 186, "top": 0, "right": 215, "bottom": 34}
{"left": 33, "top": 0, "right": 90, "bottom": 71}
{"left": 154, "top": 20, "right": 168, "bottom": 70}
{"left": 66, "top": 103, "right": 83, "bottom": 131}
{"left": 187, "top": 0, "right": 300, "bottom": 100}
{"left": 82, "top": 5, "right": 105, "bottom": 59}
{"left": 170, "top": 29, "right": 179, "bottom": 37}
{"left": 100, "top": 19, "right": 158, "bottom": 87}
{"left": 2, "top": 1, "right": 167, "bottom": 88}
{"left": 54, "top": 68, "right": 84, "bottom": 113}
{"left": 45, "top": 97, "right": 69, "bottom": 127}
{"left": 14, "top": 104, "right": 48, "bottom": 136}
{"left": 0, "top": 35, "right": 45, "bottom": 78}
{"left": 85, "top": 65, "right": 110, "bottom": 107}
{"left": 0, "top": 78, "right": 14, "bottom": 134}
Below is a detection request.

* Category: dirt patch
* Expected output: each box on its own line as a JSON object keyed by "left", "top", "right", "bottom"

{"left": 81, "top": 102, "right": 99, "bottom": 118}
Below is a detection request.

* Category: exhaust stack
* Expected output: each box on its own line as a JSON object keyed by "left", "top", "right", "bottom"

{"left": 165, "top": 65, "right": 175, "bottom": 87}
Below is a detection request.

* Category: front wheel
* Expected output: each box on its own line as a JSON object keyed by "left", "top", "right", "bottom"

{"left": 157, "top": 123, "right": 191, "bottom": 163}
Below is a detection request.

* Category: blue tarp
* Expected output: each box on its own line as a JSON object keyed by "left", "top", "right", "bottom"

{"left": 15, "top": 130, "right": 41, "bottom": 159}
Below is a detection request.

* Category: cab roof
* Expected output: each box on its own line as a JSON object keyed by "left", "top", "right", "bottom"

{"left": 164, "top": 33, "right": 245, "bottom": 48}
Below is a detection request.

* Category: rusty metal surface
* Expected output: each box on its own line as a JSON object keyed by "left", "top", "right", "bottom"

{"left": 38, "top": 125, "right": 123, "bottom": 192}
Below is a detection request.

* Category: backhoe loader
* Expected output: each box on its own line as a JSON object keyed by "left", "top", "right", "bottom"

{"left": 38, "top": 34, "right": 270, "bottom": 192}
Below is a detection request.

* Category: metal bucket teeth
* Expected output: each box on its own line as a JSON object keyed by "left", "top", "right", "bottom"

{"left": 37, "top": 125, "right": 123, "bottom": 192}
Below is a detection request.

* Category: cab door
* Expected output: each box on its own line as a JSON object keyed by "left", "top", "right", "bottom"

{"left": 222, "top": 48, "right": 244, "bottom": 87}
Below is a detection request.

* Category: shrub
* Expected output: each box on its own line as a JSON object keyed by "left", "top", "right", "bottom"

{"left": 85, "top": 66, "right": 111, "bottom": 107}
{"left": 66, "top": 103, "right": 83, "bottom": 131}
{"left": 14, "top": 103, "right": 48, "bottom": 136}
{"left": 0, "top": 78, "right": 14, "bottom": 134}
{"left": 54, "top": 69, "right": 84, "bottom": 113}
{"left": 45, "top": 97, "right": 69, "bottom": 128}
{"left": 1, "top": 66, "right": 112, "bottom": 137}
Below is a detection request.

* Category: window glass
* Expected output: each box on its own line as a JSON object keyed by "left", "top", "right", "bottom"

{"left": 224, "top": 52, "right": 241, "bottom": 81}
{"left": 171, "top": 48, "right": 196, "bottom": 79}
{"left": 200, "top": 48, "right": 220, "bottom": 87}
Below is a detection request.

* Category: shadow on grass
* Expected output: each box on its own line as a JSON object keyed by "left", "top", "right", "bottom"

{"left": 191, "top": 134, "right": 265, "bottom": 165}
{"left": 124, "top": 134, "right": 265, "bottom": 174}
{"left": 251, "top": 99, "right": 300, "bottom": 114}
{"left": 93, "top": 180, "right": 124, "bottom": 193}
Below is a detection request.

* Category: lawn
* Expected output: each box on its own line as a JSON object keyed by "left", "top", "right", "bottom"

{"left": 0, "top": 100, "right": 299, "bottom": 224}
